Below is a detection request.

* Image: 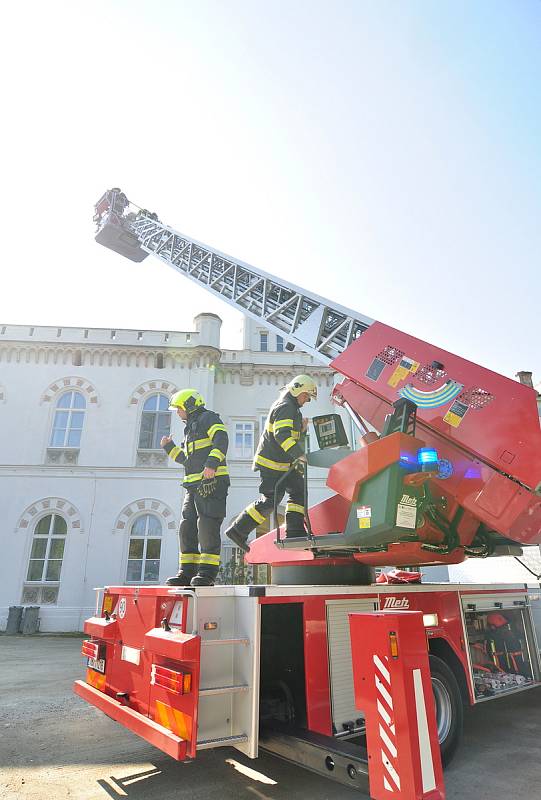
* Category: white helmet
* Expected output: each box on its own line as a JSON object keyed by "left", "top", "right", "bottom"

{"left": 287, "top": 374, "right": 318, "bottom": 400}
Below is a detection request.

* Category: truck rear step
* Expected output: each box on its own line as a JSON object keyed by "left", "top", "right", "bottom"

{"left": 199, "top": 684, "right": 250, "bottom": 696}
{"left": 197, "top": 734, "right": 249, "bottom": 749}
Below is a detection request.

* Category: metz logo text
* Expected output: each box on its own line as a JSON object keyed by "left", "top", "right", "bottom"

{"left": 382, "top": 597, "right": 410, "bottom": 609}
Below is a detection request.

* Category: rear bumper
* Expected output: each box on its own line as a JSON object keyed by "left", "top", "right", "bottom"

{"left": 73, "top": 680, "right": 187, "bottom": 760}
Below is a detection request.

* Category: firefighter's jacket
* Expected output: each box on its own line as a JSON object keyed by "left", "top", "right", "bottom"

{"left": 254, "top": 391, "right": 305, "bottom": 472}
{"left": 163, "top": 407, "right": 229, "bottom": 488}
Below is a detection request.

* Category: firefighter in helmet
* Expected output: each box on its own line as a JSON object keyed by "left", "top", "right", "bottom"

{"left": 225, "top": 374, "right": 317, "bottom": 552}
{"left": 161, "top": 389, "right": 229, "bottom": 587}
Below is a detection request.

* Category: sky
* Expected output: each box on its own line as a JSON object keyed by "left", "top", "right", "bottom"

{"left": 0, "top": 0, "right": 539, "bottom": 380}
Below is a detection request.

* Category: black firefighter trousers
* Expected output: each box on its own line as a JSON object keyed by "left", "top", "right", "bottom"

{"left": 232, "top": 466, "right": 305, "bottom": 542}
{"left": 179, "top": 481, "right": 228, "bottom": 580}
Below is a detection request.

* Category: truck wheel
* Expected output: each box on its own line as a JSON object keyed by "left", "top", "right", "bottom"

{"left": 429, "top": 655, "right": 463, "bottom": 766}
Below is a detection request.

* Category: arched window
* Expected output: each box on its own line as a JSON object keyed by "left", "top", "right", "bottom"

{"left": 25, "top": 513, "right": 67, "bottom": 592}
{"left": 50, "top": 391, "right": 86, "bottom": 447}
{"left": 138, "top": 393, "right": 171, "bottom": 449}
{"left": 126, "top": 514, "right": 162, "bottom": 583}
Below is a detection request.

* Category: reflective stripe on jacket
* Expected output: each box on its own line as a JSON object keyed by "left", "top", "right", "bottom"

{"left": 253, "top": 391, "right": 304, "bottom": 472}
{"left": 163, "top": 407, "right": 229, "bottom": 488}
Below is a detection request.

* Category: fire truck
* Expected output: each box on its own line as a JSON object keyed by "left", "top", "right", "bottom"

{"left": 75, "top": 190, "right": 541, "bottom": 796}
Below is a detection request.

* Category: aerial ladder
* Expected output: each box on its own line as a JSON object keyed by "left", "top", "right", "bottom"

{"left": 94, "top": 189, "right": 541, "bottom": 572}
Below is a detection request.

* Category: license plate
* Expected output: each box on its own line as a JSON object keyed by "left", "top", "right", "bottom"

{"left": 87, "top": 657, "right": 105, "bottom": 674}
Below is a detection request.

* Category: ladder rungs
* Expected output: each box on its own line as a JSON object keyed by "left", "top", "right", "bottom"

{"left": 201, "top": 638, "right": 250, "bottom": 646}
{"left": 197, "top": 734, "right": 248, "bottom": 750}
{"left": 199, "top": 684, "right": 249, "bottom": 697}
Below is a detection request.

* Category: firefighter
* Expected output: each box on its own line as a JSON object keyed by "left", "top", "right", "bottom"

{"left": 161, "top": 389, "right": 229, "bottom": 587}
{"left": 224, "top": 374, "right": 317, "bottom": 552}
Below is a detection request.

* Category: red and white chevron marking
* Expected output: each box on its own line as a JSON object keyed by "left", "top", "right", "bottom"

{"left": 373, "top": 653, "right": 401, "bottom": 793}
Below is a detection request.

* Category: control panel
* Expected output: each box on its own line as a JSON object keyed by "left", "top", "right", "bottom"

{"left": 312, "top": 414, "right": 349, "bottom": 449}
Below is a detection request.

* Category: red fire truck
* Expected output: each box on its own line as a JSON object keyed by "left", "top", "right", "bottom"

{"left": 75, "top": 191, "right": 541, "bottom": 794}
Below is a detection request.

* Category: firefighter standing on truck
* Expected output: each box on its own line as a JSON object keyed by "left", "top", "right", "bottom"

{"left": 161, "top": 389, "right": 229, "bottom": 587}
{"left": 225, "top": 375, "right": 317, "bottom": 552}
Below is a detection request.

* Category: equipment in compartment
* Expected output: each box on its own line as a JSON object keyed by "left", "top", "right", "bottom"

{"left": 465, "top": 608, "right": 533, "bottom": 698}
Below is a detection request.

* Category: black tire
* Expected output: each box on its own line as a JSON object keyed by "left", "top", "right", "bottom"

{"left": 429, "top": 654, "right": 463, "bottom": 766}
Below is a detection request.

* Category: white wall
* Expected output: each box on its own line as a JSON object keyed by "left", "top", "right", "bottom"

{"left": 0, "top": 317, "right": 340, "bottom": 631}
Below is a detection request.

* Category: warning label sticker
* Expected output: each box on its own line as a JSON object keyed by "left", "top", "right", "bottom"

{"left": 358, "top": 517, "right": 371, "bottom": 529}
{"left": 388, "top": 357, "right": 420, "bottom": 387}
{"left": 396, "top": 503, "right": 417, "bottom": 529}
{"left": 366, "top": 358, "right": 386, "bottom": 382}
{"left": 444, "top": 399, "right": 469, "bottom": 428}
{"left": 356, "top": 506, "right": 372, "bottom": 518}
{"left": 388, "top": 365, "right": 409, "bottom": 387}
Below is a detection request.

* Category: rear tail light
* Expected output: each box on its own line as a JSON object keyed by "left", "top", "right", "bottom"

{"left": 82, "top": 640, "right": 104, "bottom": 660}
{"left": 151, "top": 664, "right": 191, "bottom": 694}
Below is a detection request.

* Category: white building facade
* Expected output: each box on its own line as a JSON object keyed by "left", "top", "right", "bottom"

{"left": 0, "top": 315, "right": 343, "bottom": 631}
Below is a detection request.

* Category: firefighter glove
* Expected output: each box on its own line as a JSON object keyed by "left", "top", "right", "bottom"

{"left": 198, "top": 478, "right": 217, "bottom": 498}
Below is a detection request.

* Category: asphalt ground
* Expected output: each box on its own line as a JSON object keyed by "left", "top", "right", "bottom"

{"left": 1, "top": 636, "right": 541, "bottom": 800}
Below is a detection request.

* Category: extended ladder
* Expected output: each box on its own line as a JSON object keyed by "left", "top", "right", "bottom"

{"left": 95, "top": 190, "right": 374, "bottom": 364}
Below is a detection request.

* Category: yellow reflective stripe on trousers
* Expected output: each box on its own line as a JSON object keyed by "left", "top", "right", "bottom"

{"left": 199, "top": 553, "right": 220, "bottom": 566}
{"left": 169, "top": 445, "right": 182, "bottom": 460}
{"left": 207, "top": 423, "right": 227, "bottom": 440}
{"left": 281, "top": 437, "right": 297, "bottom": 452}
{"left": 246, "top": 503, "right": 266, "bottom": 525}
{"left": 254, "top": 454, "right": 290, "bottom": 471}
{"left": 273, "top": 419, "right": 294, "bottom": 432}
{"left": 180, "top": 553, "right": 200, "bottom": 564}
{"left": 286, "top": 502, "right": 305, "bottom": 514}
{"left": 184, "top": 465, "right": 230, "bottom": 483}
{"left": 209, "top": 448, "right": 225, "bottom": 462}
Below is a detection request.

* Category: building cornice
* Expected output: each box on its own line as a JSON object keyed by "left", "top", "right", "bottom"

{"left": 215, "top": 361, "right": 333, "bottom": 387}
{"left": 0, "top": 340, "right": 222, "bottom": 369}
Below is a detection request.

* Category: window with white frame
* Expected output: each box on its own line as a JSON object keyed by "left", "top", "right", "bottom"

{"left": 50, "top": 391, "right": 85, "bottom": 447}
{"left": 276, "top": 335, "right": 284, "bottom": 352}
{"left": 22, "top": 514, "right": 67, "bottom": 605}
{"left": 139, "top": 393, "right": 171, "bottom": 449}
{"left": 233, "top": 420, "right": 255, "bottom": 458}
{"left": 126, "top": 514, "right": 162, "bottom": 583}
{"left": 259, "top": 413, "right": 269, "bottom": 440}
{"left": 259, "top": 331, "right": 268, "bottom": 352}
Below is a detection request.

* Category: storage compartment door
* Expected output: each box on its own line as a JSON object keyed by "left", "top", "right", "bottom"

{"left": 326, "top": 599, "right": 377, "bottom": 734}
{"left": 462, "top": 596, "right": 541, "bottom": 700}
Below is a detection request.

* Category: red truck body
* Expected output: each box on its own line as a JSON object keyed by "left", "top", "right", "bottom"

{"left": 74, "top": 581, "right": 541, "bottom": 783}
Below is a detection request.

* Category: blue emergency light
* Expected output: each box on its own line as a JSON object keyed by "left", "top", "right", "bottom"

{"left": 417, "top": 447, "right": 439, "bottom": 466}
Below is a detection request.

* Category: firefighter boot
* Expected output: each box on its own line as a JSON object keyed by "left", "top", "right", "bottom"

{"left": 190, "top": 573, "right": 215, "bottom": 587}
{"left": 165, "top": 570, "right": 194, "bottom": 587}
{"left": 224, "top": 523, "right": 250, "bottom": 553}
